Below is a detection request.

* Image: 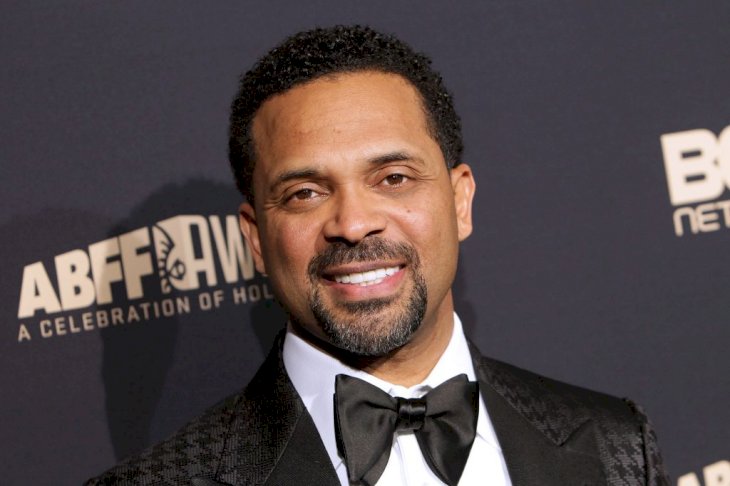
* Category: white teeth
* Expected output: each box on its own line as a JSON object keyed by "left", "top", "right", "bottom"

{"left": 333, "top": 266, "right": 401, "bottom": 285}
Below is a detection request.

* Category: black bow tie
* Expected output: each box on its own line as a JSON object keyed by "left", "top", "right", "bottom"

{"left": 334, "top": 373, "right": 479, "bottom": 486}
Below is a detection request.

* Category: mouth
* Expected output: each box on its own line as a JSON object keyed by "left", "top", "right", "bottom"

{"left": 331, "top": 265, "right": 402, "bottom": 286}
{"left": 308, "top": 239, "right": 415, "bottom": 299}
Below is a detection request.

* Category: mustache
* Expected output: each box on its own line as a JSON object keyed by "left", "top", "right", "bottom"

{"left": 308, "top": 237, "right": 418, "bottom": 278}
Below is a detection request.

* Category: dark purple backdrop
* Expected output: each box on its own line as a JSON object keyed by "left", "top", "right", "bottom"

{"left": 1, "top": 2, "right": 728, "bottom": 484}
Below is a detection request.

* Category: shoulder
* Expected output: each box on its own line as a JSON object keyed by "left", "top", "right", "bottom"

{"left": 475, "top": 353, "right": 669, "bottom": 485}
{"left": 86, "top": 336, "right": 293, "bottom": 485}
{"left": 85, "top": 391, "right": 246, "bottom": 485}
{"left": 478, "top": 354, "right": 647, "bottom": 431}
{"left": 472, "top": 346, "right": 644, "bottom": 424}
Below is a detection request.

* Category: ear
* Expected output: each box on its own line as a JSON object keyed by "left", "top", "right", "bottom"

{"left": 239, "top": 202, "right": 267, "bottom": 275}
{"left": 450, "top": 164, "right": 476, "bottom": 241}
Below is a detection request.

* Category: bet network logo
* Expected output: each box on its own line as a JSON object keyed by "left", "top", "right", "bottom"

{"left": 660, "top": 124, "right": 730, "bottom": 237}
{"left": 15, "top": 215, "right": 272, "bottom": 343}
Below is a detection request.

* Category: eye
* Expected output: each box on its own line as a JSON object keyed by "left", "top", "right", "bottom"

{"left": 282, "top": 186, "right": 325, "bottom": 208}
{"left": 382, "top": 173, "right": 408, "bottom": 186}
{"left": 290, "top": 188, "right": 316, "bottom": 200}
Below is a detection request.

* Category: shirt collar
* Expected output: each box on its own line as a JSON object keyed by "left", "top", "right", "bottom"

{"left": 282, "top": 313, "right": 502, "bottom": 471}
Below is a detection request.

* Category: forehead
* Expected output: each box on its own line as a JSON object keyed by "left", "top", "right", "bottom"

{"left": 250, "top": 71, "right": 436, "bottom": 172}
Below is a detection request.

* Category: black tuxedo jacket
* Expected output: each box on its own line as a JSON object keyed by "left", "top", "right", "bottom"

{"left": 88, "top": 335, "right": 669, "bottom": 485}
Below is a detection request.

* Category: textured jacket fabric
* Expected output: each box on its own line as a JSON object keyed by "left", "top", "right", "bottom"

{"left": 87, "top": 336, "right": 669, "bottom": 485}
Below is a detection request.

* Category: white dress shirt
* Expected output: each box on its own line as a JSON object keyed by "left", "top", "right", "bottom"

{"left": 283, "top": 313, "right": 513, "bottom": 486}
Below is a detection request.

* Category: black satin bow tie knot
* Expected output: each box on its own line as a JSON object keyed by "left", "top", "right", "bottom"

{"left": 396, "top": 397, "right": 427, "bottom": 431}
{"left": 334, "top": 373, "right": 479, "bottom": 486}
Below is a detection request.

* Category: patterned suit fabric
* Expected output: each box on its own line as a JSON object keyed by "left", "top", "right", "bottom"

{"left": 87, "top": 334, "right": 669, "bottom": 485}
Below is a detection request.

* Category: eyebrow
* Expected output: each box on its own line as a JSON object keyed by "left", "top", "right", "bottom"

{"left": 270, "top": 151, "right": 421, "bottom": 191}
{"left": 274, "top": 168, "right": 320, "bottom": 187}
{"left": 367, "top": 151, "right": 416, "bottom": 166}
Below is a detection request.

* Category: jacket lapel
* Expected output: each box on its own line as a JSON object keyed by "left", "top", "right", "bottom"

{"left": 212, "top": 334, "right": 339, "bottom": 486}
{"left": 472, "top": 347, "right": 606, "bottom": 485}
{"left": 265, "top": 407, "right": 341, "bottom": 485}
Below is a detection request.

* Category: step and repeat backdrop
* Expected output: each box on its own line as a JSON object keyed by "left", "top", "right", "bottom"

{"left": 1, "top": 2, "right": 728, "bottom": 485}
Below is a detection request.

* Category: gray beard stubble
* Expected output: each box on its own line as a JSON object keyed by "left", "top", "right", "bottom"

{"left": 306, "top": 238, "right": 427, "bottom": 357}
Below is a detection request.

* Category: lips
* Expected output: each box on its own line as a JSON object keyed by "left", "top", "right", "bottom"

{"left": 332, "top": 266, "right": 401, "bottom": 286}
{"left": 308, "top": 238, "right": 416, "bottom": 294}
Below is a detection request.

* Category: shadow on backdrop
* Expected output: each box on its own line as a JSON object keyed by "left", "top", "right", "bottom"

{"left": 99, "top": 179, "right": 286, "bottom": 461}
{"left": 452, "top": 253, "right": 476, "bottom": 337}
{"left": 0, "top": 209, "right": 114, "bottom": 484}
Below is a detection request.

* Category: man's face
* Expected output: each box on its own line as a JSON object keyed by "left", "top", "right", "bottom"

{"left": 240, "top": 71, "right": 475, "bottom": 356}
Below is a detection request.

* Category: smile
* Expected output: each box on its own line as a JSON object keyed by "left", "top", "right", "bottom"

{"left": 332, "top": 266, "right": 402, "bottom": 286}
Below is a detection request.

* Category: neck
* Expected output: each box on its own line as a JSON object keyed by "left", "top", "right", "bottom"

{"left": 360, "top": 312, "right": 454, "bottom": 386}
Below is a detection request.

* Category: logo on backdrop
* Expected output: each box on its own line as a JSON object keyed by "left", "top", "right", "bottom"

{"left": 677, "top": 459, "right": 730, "bottom": 486}
{"left": 660, "top": 124, "right": 730, "bottom": 237}
{"left": 15, "top": 214, "right": 272, "bottom": 343}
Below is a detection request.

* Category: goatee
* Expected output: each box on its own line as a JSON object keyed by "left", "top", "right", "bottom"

{"left": 305, "top": 237, "right": 427, "bottom": 357}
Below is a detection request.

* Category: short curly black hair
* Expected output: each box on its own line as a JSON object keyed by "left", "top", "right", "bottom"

{"left": 228, "top": 25, "right": 464, "bottom": 202}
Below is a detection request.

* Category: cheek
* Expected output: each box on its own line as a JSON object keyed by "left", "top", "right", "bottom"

{"left": 400, "top": 201, "right": 460, "bottom": 289}
{"left": 258, "top": 222, "right": 317, "bottom": 316}
{"left": 262, "top": 219, "right": 318, "bottom": 278}
{"left": 401, "top": 189, "right": 458, "bottom": 244}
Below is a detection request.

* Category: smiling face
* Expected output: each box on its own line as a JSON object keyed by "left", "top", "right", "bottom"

{"left": 240, "top": 71, "right": 475, "bottom": 358}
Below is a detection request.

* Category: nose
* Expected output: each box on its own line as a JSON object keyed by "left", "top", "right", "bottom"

{"left": 322, "top": 186, "right": 387, "bottom": 244}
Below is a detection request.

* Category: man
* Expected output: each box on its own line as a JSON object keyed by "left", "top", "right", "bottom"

{"left": 89, "top": 26, "right": 668, "bottom": 485}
